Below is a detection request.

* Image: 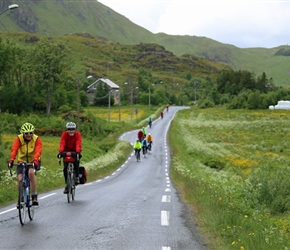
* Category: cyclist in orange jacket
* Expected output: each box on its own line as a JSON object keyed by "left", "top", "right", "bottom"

{"left": 8, "top": 122, "right": 42, "bottom": 206}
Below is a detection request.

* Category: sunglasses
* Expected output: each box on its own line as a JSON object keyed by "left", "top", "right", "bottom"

{"left": 67, "top": 128, "right": 75, "bottom": 131}
{"left": 24, "top": 132, "right": 33, "bottom": 135}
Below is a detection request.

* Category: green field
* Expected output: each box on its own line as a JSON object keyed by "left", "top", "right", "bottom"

{"left": 2, "top": 106, "right": 290, "bottom": 249}
{"left": 170, "top": 107, "right": 290, "bottom": 250}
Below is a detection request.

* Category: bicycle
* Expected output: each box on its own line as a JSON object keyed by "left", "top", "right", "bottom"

{"left": 149, "top": 121, "right": 152, "bottom": 128}
{"left": 135, "top": 149, "right": 141, "bottom": 162}
{"left": 10, "top": 162, "right": 36, "bottom": 225}
{"left": 142, "top": 145, "right": 147, "bottom": 157}
{"left": 58, "top": 152, "right": 79, "bottom": 203}
{"left": 147, "top": 141, "right": 152, "bottom": 153}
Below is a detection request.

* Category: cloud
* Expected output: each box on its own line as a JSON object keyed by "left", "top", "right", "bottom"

{"left": 98, "top": 0, "right": 290, "bottom": 48}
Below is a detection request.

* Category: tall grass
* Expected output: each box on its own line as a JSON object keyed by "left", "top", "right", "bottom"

{"left": 169, "top": 107, "right": 290, "bottom": 250}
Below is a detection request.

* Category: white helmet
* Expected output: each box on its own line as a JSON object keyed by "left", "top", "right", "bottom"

{"left": 66, "top": 122, "right": 76, "bottom": 129}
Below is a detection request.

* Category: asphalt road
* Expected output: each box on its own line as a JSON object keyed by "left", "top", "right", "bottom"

{"left": 0, "top": 106, "right": 206, "bottom": 250}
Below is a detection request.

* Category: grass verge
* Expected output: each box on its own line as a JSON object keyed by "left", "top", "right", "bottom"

{"left": 169, "top": 107, "right": 290, "bottom": 250}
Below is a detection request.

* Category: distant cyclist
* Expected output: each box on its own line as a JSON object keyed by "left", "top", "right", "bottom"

{"left": 146, "top": 133, "right": 153, "bottom": 151}
{"left": 148, "top": 117, "right": 153, "bottom": 128}
{"left": 58, "top": 122, "right": 82, "bottom": 194}
{"left": 133, "top": 139, "right": 142, "bottom": 158}
{"left": 166, "top": 105, "right": 169, "bottom": 112}
{"left": 160, "top": 111, "right": 164, "bottom": 119}
{"left": 8, "top": 122, "right": 42, "bottom": 206}
{"left": 141, "top": 126, "right": 147, "bottom": 138}
{"left": 141, "top": 138, "right": 148, "bottom": 156}
{"left": 137, "top": 130, "right": 144, "bottom": 142}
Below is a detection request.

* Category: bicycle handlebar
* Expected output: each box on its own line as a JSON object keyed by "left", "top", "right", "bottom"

{"left": 58, "top": 151, "right": 80, "bottom": 165}
{"left": 9, "top": 162, "right": 36, "bottom": 176}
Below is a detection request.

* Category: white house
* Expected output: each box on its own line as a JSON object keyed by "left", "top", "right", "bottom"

{"left": 87, "top": 78, "right": 120, "bottom": 104}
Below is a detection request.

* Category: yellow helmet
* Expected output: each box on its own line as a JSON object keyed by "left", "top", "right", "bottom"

{"left": 20, "top": 122, "right": 35, "bottom": 133}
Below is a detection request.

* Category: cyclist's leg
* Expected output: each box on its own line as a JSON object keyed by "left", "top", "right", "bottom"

{"left": 28, "top": 168, "right": 36, "bottom": 193}
{"left": 28, "top": 167, "right": 38, "bottom": 205}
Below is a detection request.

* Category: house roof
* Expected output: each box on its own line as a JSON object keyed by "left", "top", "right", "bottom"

{"left": 87, "top": 78, "right": 119, "bottom": 92}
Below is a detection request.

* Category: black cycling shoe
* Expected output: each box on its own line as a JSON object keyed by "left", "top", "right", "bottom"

{"left": 63, "top": 186, "right": 68, "bottom": 194}
{"left": 32, "top": 194, "right": 39, "bottom": 206}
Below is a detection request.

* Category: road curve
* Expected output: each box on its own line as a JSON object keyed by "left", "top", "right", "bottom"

{"left": 0, "top": 106, "right": 206, "bottom": 250}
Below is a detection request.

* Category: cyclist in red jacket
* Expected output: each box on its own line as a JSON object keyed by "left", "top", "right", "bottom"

{"left": 58, "top": 122, "right": 82, "bottom": 194}
{"left": 137, "top": 130, "right": 144, "bottom": 142}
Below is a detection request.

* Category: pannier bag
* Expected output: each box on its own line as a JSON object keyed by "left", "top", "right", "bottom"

{"left": 79, "top": 166, "right": 87, "bottom": 184}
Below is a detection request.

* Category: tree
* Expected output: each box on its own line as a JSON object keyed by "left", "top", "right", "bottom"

{"left": 27, "top": 38, "right": 70, "bottom": 117}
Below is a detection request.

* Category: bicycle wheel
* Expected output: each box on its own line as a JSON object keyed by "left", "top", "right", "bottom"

{"left": 18, "top": 186, "right": 26, "bottom": 225}
{"left": 71, "top": 169, "right": 75, "bottom": 201}
{"left": 67, "top": 168, "right": 72, "bottom": 203}
{"left": 137, "top": 151, "right": 140, "bottom": 161}
{"left": 28, "top": 194, "right": 35, "bottom": 221}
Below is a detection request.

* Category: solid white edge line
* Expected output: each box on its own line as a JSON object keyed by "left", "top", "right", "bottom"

{"left": 39, "top": 193, "right": 56, "bottom": 199}
{"left": 0, "top": 208, "right": 15, "bottom": 214}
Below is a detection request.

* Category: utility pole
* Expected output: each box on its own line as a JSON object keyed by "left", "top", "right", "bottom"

{"left": 76, "top": 78, "right": 80, "bottom": 130}
{"left": 108, "top": 89, "right": 111, "bottom": 122}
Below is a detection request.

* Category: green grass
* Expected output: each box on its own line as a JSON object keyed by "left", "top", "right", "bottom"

{"left": 3, "top": 105, "right": 290, "bottom": 249}
{"left": 0, "top": 105, "right": 162, "bottom": 206}
{"left": 169, "top": 107, "right": 290, "bottom": 250}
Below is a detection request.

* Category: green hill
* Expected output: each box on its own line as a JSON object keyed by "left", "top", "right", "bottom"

{"left": 1, "top": 0, "right": 290, "bottom": 87}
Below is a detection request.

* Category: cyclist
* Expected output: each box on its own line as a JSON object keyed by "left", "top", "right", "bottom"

{"left": 8, "top": 122, "right": 42, "bottom": 206}
{"left": 166, "top": 105, "right": 169, "bottom": 112}
{"left": 146, "top": 133, "right": 153, "bottom": 151}
{"left": 58, "top": 122, "right": 82, "bottom": 194}
{"left": 160, "top": 111, "right": 164, "bottom": 119}
{"left": 137, "top": 129, "right": 144, "bottom": 142}
{"left": 141, "top": 126, "right": 147, "bottom": 138}
{"left": 133, "top": 139, "right": 142, "bottom": 159}
{"left": 148, "top": 117, "right": 153, "bottom": 128}
{"left": 141, "top": 137, "right": 148, "bottom": 156}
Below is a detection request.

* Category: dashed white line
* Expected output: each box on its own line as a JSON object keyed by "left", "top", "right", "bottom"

{"left": 162, "top": 195, "right": 171, "bottom": 202}
{"left": 161, "top": 210, "right": 170, "bottom": 226}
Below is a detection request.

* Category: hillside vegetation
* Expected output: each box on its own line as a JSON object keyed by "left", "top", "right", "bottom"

{"left": 0, "top": 31, "right": 231, "bottom": 111}
{"left": 1, "top": 0, "right": 290, "bottom": 86}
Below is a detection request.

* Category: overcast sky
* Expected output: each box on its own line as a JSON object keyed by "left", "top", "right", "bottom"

{"left": 98, "top": 0, "right": 290, "bottom": 48}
